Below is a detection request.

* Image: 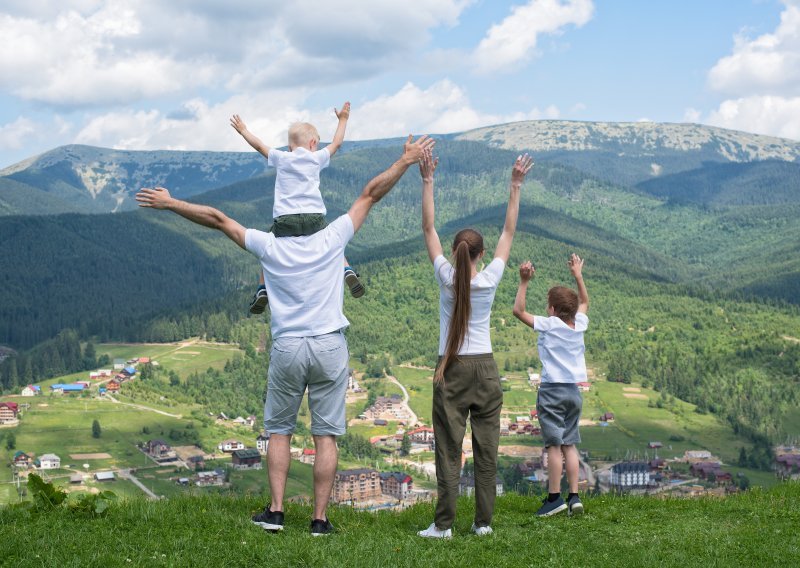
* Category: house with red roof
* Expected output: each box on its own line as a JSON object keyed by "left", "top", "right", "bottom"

{"left": 380, "top": 471, "right": 414, "bottom": 499}
{"left": 0, "top": 401, "right": 19, "bottom": 424}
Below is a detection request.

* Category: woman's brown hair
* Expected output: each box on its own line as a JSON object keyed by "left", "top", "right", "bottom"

{"left": 435, "top": 228, "right": 484, "bottom": 382}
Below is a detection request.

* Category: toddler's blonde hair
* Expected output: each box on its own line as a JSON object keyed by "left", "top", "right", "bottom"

{"left": 288, "top": 122, "right": 320, "bottom": 149}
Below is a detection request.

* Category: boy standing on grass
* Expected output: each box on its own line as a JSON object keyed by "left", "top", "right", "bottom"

{"left": 230, "top": 102, "right": 364, "bottom": 315}
{"left": 512, "top": 253, "right": 589, "bottom": 516}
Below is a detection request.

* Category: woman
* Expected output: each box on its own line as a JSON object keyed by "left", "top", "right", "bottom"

{"left": 417, "top": 150, "right": 534, "bottom": 538}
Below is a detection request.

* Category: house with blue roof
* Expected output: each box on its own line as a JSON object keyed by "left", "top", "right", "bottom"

{"left": 50, "top": 383, "right": 85, "bottom": 393}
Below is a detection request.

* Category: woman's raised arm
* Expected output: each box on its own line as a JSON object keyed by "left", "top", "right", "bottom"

{"left": 493, "top": 154, "right": 533, "bottom": 263}
{"left": 420, "top": 150, "right": 443, "bottom": 263}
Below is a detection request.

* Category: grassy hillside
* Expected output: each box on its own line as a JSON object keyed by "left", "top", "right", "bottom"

{"left": 1, "top": 484, "right": 798, "bottom": 567}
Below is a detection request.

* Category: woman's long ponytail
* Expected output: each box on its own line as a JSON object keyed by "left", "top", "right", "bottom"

{"left": 435, "top": 229, "right": 483, "bottom": 382}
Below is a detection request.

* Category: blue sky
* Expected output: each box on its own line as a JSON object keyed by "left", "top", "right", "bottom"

{"left": 1, "top": 0, "right": 798, "bottom": 168}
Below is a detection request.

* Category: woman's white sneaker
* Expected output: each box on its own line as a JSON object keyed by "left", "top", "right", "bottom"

{"left": 417, "top": 523, "right": 452, "bottom": 539}
{"left": 471, "top": 524, "right": 493, "bottom": 536}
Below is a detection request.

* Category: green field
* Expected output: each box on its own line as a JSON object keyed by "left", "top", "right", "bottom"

{"left": 2, "top": 484, "right": 799, "bottom": 567}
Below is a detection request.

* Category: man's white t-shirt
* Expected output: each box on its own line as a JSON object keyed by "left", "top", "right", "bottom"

{"left": 245, "top": 214, "right": 353, "bottom": 339}
{"left": 534, "top": 312, "right": 589, "bottom": 383}
{"left": 268, "top": 147, "right": 330, "bottom": 218}
{"left": 434, "top": 255, "right": 505, "bottom": 356}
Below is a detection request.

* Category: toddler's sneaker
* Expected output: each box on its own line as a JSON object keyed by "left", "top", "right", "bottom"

{"left": 417, "top": 523, "right": 452, "bottom": 539}
{"left": 536, "top": 495, "right": 567, "bottom": 517}
{"left": 344, "top": 267, "right": 365, "bottom": 298}
{"left": 567, "top": 494, "right": 584, "bottom": 516}
{"left": 310, "top": 518, "right": 334, "bottom": 536}
{"left": 249, "top": 286, "right": 268, "bottom": 314}
{"left": 251, "top": 507, "right": 284, "bottom": 532}
{"left": 471, "top": 523, "right": 493, "bottom": 536}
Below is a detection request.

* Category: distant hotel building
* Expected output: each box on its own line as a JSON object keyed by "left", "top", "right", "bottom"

{"left": 332, "top": 468, "right": 381, "bottom": 503}
{"left": 611, "top": 462, "right": 650, "bottom": 489}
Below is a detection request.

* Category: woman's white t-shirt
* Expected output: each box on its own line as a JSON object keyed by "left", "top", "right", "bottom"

{"left": 434, "top": 255, "right": 505, "bottom": 356}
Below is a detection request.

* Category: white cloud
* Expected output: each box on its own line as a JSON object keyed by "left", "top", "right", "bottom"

{"left": 341, "top": 81, "right": 559, "bottom": 139}
{"left": 0, "top": 7, "right": 218, "bottom": 106}
{"left": 701, "top": 1, "right": 800, "bottom": 139}
{"left": 708, "top": 0, "right": 800, "bottom": 97}
{"left": 473, "top": 0, "right": 594, "bottom": 74}
{"left": 683, "top": 107, "right": 702, "bottom": 123}
{"left": 71, "top": 80, "right": 561, "bottom": 152}
{"left": 74, "top": 92, "right": 306, "bottom": 151}
{"left": 0, "top": 1, "right": 471, "bottom": 107}
{"left": 0, "top": 117, "right": 37, "bottom": 150}
{"left": 706, "top": 95, "right": 800, "bottom": 140}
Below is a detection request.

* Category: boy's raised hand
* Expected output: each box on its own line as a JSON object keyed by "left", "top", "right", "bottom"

{"left": 418, "top": 149, "right": 438, "bottom": 181}
{"left": 335, "top": 102, "right": 351, "bottom": 120}
{"left": 230, "top": 114, "right": 247, "bottom": 134}
{"left": 519, "top": 261, "right": 535, "bottom": 282}
{"left": 568, "top": 253, "right": 584, "bottom": 278}
{"left": 511, "top": 153, "right": 534, "bottom": 185}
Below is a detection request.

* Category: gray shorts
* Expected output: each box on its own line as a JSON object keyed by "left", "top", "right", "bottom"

{"left": 537, "top": 383, "right": 582, "bottom": 447}
{"left": 264, "top": 330, "right": 349, "bottom": 436}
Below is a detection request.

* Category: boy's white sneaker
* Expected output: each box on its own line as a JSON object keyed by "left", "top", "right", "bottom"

{"left": 471, "top": 524, "right": 493, "bottom": 536}
{"left": 417, "top": 523, "right": 452, "bottom": 539}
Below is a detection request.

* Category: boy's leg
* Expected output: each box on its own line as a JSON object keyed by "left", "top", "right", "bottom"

{"left": 563, "top": 444, "right": 584, "bottom": 515}
{"left": 249, "top": 270, "right": 269, "bottom": 314}
{"left": 563, "top": 445, "right": 580, "bottom": 494}
{"left": 547, "top": 445, "right": 564, "bottom": 494}
{"left": 343, "top": 256, "right": 365, "bottom": 298}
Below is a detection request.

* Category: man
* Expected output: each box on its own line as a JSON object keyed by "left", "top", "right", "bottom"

{"left": 136, "top": 134, "right": 435, "bottom": 535}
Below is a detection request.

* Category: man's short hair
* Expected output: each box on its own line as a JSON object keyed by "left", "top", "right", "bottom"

{"left": 288, "top": 122, "right": 320, "bottom": 148}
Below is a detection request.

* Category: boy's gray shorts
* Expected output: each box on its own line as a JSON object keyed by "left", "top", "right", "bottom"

{"left": 537, "top": 382, "right": 582, "bottom": 447}
{"left": 264, "top": 330, "right": 349, "bottom": 436}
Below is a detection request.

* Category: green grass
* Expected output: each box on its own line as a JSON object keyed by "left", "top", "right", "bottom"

{"left": 1, "top": 483, "right": 798, "bottom": 567}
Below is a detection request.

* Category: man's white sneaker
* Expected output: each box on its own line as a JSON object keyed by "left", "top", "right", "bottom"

{"left": 417, "top": 523, "right": 452, "bottom": 539}
{"left": 471, "top": 524, "right": 493, "bottom": 536}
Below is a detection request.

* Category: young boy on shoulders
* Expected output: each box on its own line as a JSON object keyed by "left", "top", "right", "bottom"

{"left": 230, "top": 102, "right": 364, "bottom": 314}
{"left": 512, "top": 253, "right": 589, "bottom": 517}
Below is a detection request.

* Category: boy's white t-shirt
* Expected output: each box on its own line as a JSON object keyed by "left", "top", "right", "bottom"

{"left": 434, "top": 255, "right": 505, "bottom": 356}
{"left": 534, "top": 312, "right": 589, "bottom": 383}
{"left": 268, "top": 147, "right": 330, "bottom": 218}
{"left": 244, "top": 214, "right": 353, "bottom": 339}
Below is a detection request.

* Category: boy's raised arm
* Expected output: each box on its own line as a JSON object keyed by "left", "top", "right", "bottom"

{"left": 494, "top": 154, "right": 534, "bottom": 263}
{"left": 512, "top": 261, "right": 536, "bottom": 328}
{"left": 420, "top": 149, "right": 443, "bottom": 263}
{"left": 326, "top": 102, "right": 350, "bottom": 157}
{"left": 230, "top": 115, "right": 271, "bottom": 159}
{"left": 569, "top": 253, "right": 589, "bottom": 314}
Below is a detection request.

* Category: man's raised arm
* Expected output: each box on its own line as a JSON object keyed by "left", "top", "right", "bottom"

{"left": 135, "top": 187, "right": 246, "bottom": 250}
{"left": 347, "top": 134, "right": 435, "bottom": 233}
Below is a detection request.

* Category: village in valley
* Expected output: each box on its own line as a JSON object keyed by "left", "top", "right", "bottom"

{"left": 1, "top": 342, "right": 798, "bottom": 508}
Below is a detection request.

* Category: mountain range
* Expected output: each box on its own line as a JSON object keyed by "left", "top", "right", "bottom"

{"left": 1, "top": 120, "right": 799, "bottom": 444}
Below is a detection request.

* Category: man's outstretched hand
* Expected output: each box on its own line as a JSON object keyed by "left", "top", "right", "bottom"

{"left": 402, "top": 134, "right": 436, "bottom": 165}
{"left": 136, "top": 187, "right": 173, "bottom": 209}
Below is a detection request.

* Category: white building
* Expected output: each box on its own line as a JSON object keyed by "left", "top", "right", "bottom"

{"left": 20, "top": 385, "right": 40, "bottom": 397}
{"left": 38, "top": 454, "right": 61, "bottom": 469}
{"left": 610, "top": 462, "right": 650, "bottom": 489}
{"left": 218, "top": 439, "right": 245, "bottom": 453}
{"left": 256, "top": 433, "right": 270, "bottom": 455}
